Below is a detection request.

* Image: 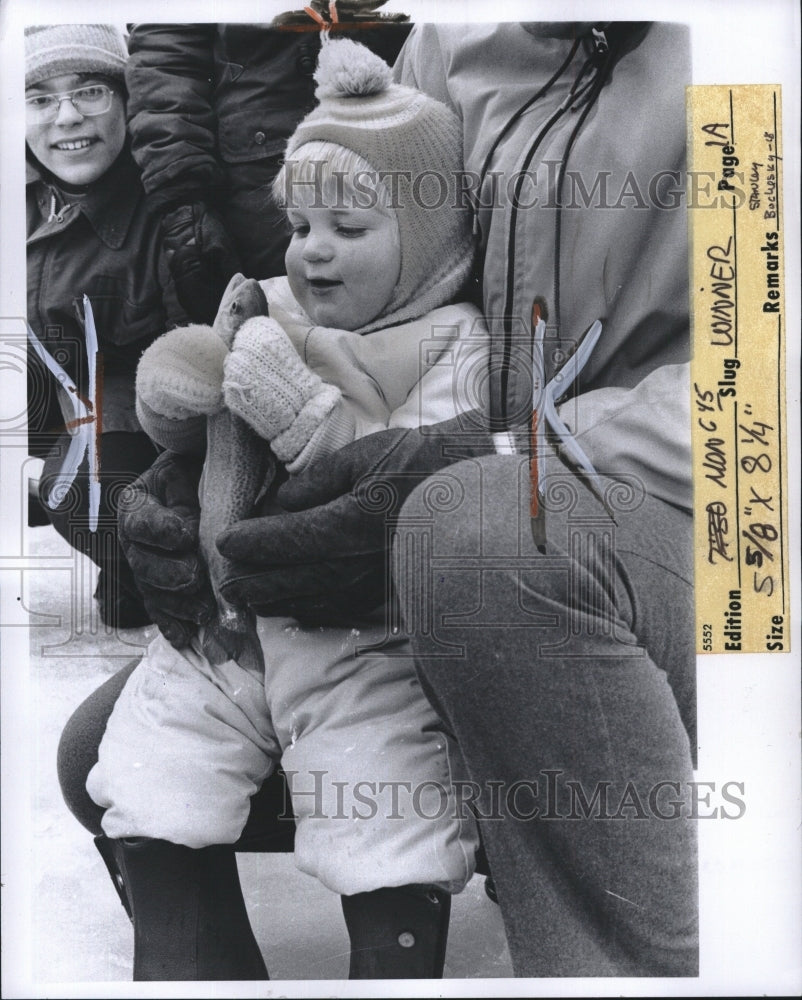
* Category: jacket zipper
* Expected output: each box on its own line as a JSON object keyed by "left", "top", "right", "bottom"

{"left": 47, "top": 187, "right": 73, "bottom": 224}
{"left": 497, "top": 43, "right": 607, "bottom": 426}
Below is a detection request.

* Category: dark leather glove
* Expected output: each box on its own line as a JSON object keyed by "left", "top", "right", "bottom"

{"left": 118, "top": 451, "right": 216, "bottom": 648}
{"left": 215, "top": 411, "right": 495, "bottom": 623}
{"left": 161, "top": 202, "right": 242, "bottom": 325}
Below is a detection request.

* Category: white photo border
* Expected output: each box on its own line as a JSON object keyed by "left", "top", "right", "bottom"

{"left": 2, "top": 1, "right": 800, "bottom": 997}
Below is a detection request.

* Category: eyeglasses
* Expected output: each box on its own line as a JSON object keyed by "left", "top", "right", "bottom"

{"left": 25, "top": 84, "right": 115, "bottom": 124}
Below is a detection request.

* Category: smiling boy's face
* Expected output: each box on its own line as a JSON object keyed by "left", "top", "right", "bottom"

{"left": 25, "top": 73, "right": 126, "bottom": 188}
{"left": 284, "top": 190, "right": 401, "bottom": 331}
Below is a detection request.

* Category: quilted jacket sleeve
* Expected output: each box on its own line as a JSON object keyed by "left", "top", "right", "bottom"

{"left": 126, "top": 24, "right": 223, "bottom": 209}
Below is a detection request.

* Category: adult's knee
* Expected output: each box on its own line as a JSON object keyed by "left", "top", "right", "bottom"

{"left": 57, "top": 659, "right": 140, "bottom": 836}
{"left": 396, "top": 455, "right": 504, "bottom": 558}
{"left": 395, "top": 453, "right": 584, "bottom": 624}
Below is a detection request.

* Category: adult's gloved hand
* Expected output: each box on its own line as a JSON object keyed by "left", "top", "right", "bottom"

{"left": 215, "top": 411, "right": 496, "bottom": 623}
{"left": 118, "top": 450, "right": 216, "bottom": 648}
{"left": 161, "top": 202, "right": 242, "bottom": 325}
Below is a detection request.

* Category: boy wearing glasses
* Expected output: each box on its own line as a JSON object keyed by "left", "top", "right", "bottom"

{"left": 26, "top": 25, "right": 181, "bottom": 628}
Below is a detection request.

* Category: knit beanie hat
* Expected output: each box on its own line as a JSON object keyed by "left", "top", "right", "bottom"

{"left": 284, "top": 36, "right": 475, "bottom": 334}
{"left": 25, "top": 24, "right": 128, "bottom": 89}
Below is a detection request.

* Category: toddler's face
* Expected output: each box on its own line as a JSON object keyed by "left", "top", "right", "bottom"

{"left": 25, "top": 73, "right": 126, "bottom": 188}
{"left": 284, "top": 194, "right": 401, "bottom": 330}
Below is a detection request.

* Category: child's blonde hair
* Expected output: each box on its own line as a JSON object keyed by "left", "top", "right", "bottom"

{"left": 272, "top": 140, "right": 393, "bottom": 216}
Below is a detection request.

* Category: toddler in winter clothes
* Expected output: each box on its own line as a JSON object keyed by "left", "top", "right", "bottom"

{"left": 87, "top": 37, "right": 489, "bottom": 979}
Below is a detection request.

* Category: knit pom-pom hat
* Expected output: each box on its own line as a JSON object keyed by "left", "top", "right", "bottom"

{"left": 25, "top": 24, "right": 127, "bottom": 90}
{"left": 285, "top": 36, "right": 475, "bottom": 334}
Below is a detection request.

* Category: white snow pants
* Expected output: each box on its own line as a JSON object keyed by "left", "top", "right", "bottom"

{"left": 87, "top": 618, "right": 478, "bottom": 896}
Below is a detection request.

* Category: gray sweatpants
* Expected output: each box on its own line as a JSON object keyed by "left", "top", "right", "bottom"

{"left": 395, "top": 455, "right": 698, "bottom": 977}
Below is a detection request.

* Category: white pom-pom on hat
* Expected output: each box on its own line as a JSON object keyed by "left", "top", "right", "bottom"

{"left": 314, "top": 35, "right": 392, "bottom": 99}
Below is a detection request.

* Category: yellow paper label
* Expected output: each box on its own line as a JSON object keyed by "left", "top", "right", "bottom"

{"left": 688, "top": 85, "right": 789, "bottom": 654}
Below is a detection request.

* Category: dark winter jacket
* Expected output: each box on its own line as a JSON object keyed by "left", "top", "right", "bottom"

{"left": 125, "top": 22, "right": 413, "bottom": 209}
{"left": 26, "top": 149, "right": 173, "bottom": 450}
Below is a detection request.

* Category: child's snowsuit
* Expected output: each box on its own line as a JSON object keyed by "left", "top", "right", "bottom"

{"left": 87, "top": 276, "right": 489, "bottom": 895}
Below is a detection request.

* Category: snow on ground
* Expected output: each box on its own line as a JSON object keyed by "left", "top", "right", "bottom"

{"left": 24, "top": 523, "right": 513, "bottom": 987}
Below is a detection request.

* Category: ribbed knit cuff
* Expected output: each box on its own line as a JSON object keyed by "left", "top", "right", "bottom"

{"left": 135, "top": 396, "right": 207, "bottom": 457}
{"left": 285, "top": 400, "right": 357, "bottom": 474}
{"left": 271, "top": 383, "right": 343, "bottom": 464}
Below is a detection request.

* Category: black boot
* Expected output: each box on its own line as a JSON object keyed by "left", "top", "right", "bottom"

{"left": 340, "top": 884, "right": 451, "bottom": 979}
{"left": 94, "top": 836, "right": 269, "bottom": 981}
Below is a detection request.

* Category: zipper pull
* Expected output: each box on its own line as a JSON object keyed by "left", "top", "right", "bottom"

{"left": 46, "top": 187, "right": 72, "bottom": 224}
{"left": 590, "top": 26, "right": 609, "bottom": 56}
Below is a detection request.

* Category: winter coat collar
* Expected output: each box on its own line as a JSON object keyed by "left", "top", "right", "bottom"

{"left": 26, "top": 149, "right": 143, "bottom": 250}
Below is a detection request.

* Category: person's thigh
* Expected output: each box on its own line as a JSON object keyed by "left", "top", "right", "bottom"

{"left": 86, "top": 635, "right": 283, "bottom": 847}
{"left": 394, "top": 454, "right": 698, "bottom": 977}
{"left": 58, "top": 659, "right": 140, "bottom": 836}
{"left": 41, "top": 431, "right": 158, "bottom": 532}
{"left": 40, "top": 431, "right": 159, "bottom": 596}
{"left": 57, "top": 657, "right": 295, "bottom": 850}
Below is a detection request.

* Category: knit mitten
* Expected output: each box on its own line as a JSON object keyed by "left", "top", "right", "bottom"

{"left": 136, "top": 325, "right": 227, "bottom": 420}
{"left": 223, "top": 315, "right": 341, "bottom": 463}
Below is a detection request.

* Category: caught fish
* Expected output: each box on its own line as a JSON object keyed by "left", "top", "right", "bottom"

{"left": 199, "top": 274, "right": 274, "bottom": 675}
